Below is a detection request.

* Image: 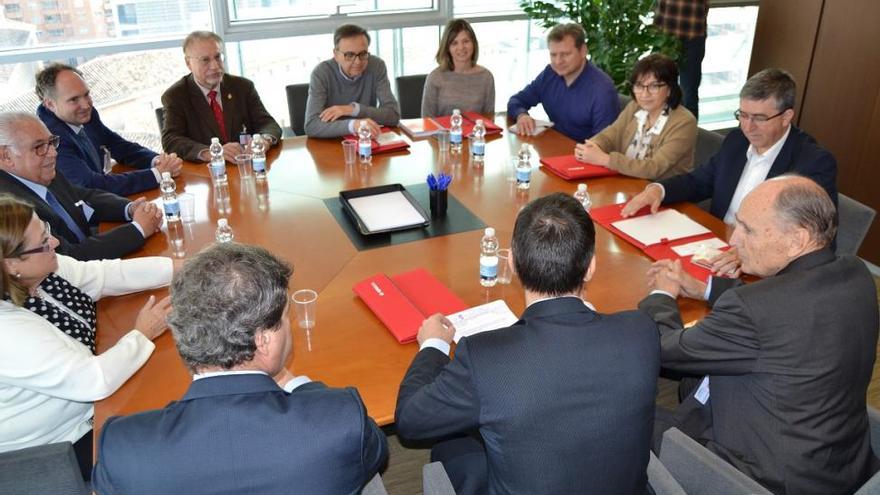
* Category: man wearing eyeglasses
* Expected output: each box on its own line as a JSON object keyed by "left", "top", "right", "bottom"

{"left": 0, "top": 112, "right": 163, "bottom": 261}
{"left": 622, "top": 68, "right": 837, "bottom": 276}
{"left": 161, "top": 31, "right": 282, "bottom": 163}
{"left": 35, "top": 63, "right": 183, "bottom": 197}
{"left": 304, "top": 24, "right": 400, "bottom": 138}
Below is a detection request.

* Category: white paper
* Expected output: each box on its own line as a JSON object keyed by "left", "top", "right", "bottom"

{"left": 347, "top": 191, "right": 425, "bottom": 232}
{"left": 376, "top": 132, "right": 402, "bottom": 146}
{"left": 694, "top": 376, "right": 710, "bottom": 404}
{"left": 448, "top": 300, "right": 519, "bottom": 343}
{"left": 671, "top": 238, "right": 728, "bottom": 257}
{"left": 508, "top": 119, "right": 554, "bottom": 136}
{"left": 611, "top": 209, "right": 710, "bottom": 246}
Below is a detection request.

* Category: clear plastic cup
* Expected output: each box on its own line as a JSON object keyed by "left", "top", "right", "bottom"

{"left": 435, "top": 130, "right": 451, "bottom": 153}
{"left": 292, "top": 289, "right": 318, "bottom": 329}
{"left": 497, "top": 248, "right": 513, "bottom": 284}
{"left": 235, "top": 153, "right": 254, "bottom": 179}
{"left": 342, "top": 139, "right": 357, "bottom": 166}
{"left": 179, "top": 193, "right": 195, "bottom": 223}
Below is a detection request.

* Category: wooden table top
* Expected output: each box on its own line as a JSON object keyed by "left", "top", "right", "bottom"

{"left": 95, "top": 117, "right": 731, "bottom": 431}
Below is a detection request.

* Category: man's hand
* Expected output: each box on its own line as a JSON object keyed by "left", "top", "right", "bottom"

{"left": 515, "top": 113, "right": 535, "bottom": 136}
{"left": 353, "top": 118, "right": 382, "bottom": 137}
{"left": 621, "top": 184, "right": 663, "bottom": 217}
{"left": 320, "top": 104, "right": 356, "bottom": 122}
{"left": 222, "top": 142, "right": 243, "bottom": 163}
{"left": 647, "top": 259, "right": 707, "bottom": 300}
{"left": 574, "top": 140, "right": 609, "bottom": 166}
{"left": 709, "top": 247, "right": 742, "bottom": 278}
{"left": 131, "top": 197, "right": 163, "bottom": 237}
{"left": 134, "top": 295, "right": 172, "bottom": 340}
{"left": 154, "top": 153, "right": 183, "bottom": 177}
{"left": 416, "top": 313, "right": 456, "bottom": 346}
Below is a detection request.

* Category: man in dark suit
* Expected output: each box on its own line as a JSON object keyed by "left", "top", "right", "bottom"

{"left": 35, "top": 63, "right": 183, "bottom": 196}
{"left": 641, "top": 175, "right": 878, "bottom": 494}
{"left": 92, "top": 243, "right": 387, "bottom": 495}
{"left": 0, "top": 112, "right": 163, "bottom": 261}
{"left": 395, "top": 193, "right": 660, "bottom": 494}
{"left": 622, "top": 68, "right": 837, "bottom": 275}
{"left": 161, "top": 31, "right": 282, "bottom": 163}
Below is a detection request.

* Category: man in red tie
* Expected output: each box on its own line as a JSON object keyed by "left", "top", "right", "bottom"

{"left": 161, "top": 31, "right": 282, "bottom": 163}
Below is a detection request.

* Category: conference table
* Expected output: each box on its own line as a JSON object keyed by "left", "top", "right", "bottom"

{"left": 95, "top": 116, "right": 731, "bottom": 435}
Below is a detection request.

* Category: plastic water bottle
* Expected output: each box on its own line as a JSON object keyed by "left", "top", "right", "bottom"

{"left": 450, "top": 109, "right": 463, "bottom": 153}
{"left": 358, "top": 121, "right": 372, "bottom": 164}
{"left": 251, "top": 133, "right": 267, "bottom": 179}
{"left": 215, "top": 218, "right": 234, "bottom": 243}
{"left": 516, "top": 144, "right": 532, "bottom": 190}
{"left": 160, "top": 172, "right": 180, "bottom": 220}
{"left": 479, "top": 227, "right": 499, "bottom": 287}
{"left": 471, "top": 119, "right": 486, "bottom": 163}
{"left": 208, "top": 137, "right": 227, "bottom": 185}
{"left": 574, "top": 183, "right": 592, "bottom": 212}
{"left": 239, "top": 125, "right": 251, "bottom": 149}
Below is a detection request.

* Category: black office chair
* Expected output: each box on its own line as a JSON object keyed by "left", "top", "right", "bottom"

{"left": 155, "top": 107, "right": 166, "bottom": 133}
{"left": 285, "top": 83, "right": 310, "bottom": 136}
{"left": 395, "top": 74, "right": 427, "bottom": 119}
{"left": 0, "top": 442, "right": 89, "bottom": 495}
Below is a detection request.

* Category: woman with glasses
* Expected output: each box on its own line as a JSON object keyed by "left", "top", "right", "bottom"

{"left": 574, "top": 53, "right": 697, "bottom": 180}
{"left": 421, "top": 19, "right": 495, "bottom": 118}
{"left": 0, "top": 194, "right": 174, "bottom": 481}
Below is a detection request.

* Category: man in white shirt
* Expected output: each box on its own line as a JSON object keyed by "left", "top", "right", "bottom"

{"left": 621, "top": 68, "right": 837, "bottom": 275}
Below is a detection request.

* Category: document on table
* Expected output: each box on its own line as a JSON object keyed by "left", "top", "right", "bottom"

{"left": 448, "top": 300, "right": 519, "bottom": 343}
{"left": 347, "top": 191, "right": 426, "bottom": 232}
{"left": 508, "top": 119, "right": 554, "bottom": 136}
{"left": 611, "top": 209, "right": 710, "bottom": 246}
{"left": 376, "top": 132, "right": 402, "bottom": 146}
{"left": 671, "top": 237, "right": 728, "bottom": 257}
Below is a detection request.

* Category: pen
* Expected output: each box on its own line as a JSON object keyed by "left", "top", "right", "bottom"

{"left": 371, "top": 282, "right": 384, "bottom": 296}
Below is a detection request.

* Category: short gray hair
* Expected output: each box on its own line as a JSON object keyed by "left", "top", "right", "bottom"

{"left": 0, "top": 112, "right": 44, "bottom": 153}
{"left": 772, "top": 174, "right": 837, "bottom": 248}
{"left": 168, "top": 243, "right": 293, "bottom": 372}
{"left": 35, "top": 63, "right": 82, "bottom": 101}
{"left": 182, "top": 30, "right": 224, "bottom": 53}
{"left": 740, "top": 68, "right": 796, "bottom": 112}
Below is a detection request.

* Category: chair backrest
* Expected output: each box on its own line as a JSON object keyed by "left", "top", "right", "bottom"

{"left": 854, "top": 406, "right": 880, "bottom": 494}
{"left": 285, "top": 83, "right": 310, "bottom": 136}
{"left": 155, "top": 107, "right": 166, "bottom": 133}
{"left": 360, "top": 472, "right": 389, "bottom": 495}
{"left": 396, "top": 74, "right": 427, "bottom": 119}
{"left": 659, "top": 428, "right": 772, "bottom": 495}
{"left": 648, "top": 451, "right": 687, "bottom": 495}
{"left": 422, "top": 461, "right": 456, "bottom": 495}
{"left": 695, "top": 127, "right": 724, "bottom": 168}
{"left": 618, "top": 93, "right": 632, "bottom": 113}
{"left": 836, "top": 193, "right": 876, "bottom": 256}
{"left": 0, "top": 442, "right": 88, "bottom": 495}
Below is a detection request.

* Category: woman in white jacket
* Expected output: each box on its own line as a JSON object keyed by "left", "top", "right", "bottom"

{"left": 0, "top": 194, "right": 173, "bottom": 480}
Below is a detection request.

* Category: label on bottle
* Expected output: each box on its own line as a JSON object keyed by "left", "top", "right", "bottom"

{"left": 480, "top": 256, "right": 499, "bottom": 279}
{"left": 253, "top": 157, "right": 266, "bottom": 172}
{"left": 450, "top": 131, "right": 462, "bottom": 145}
{"left": 359, "top": 143, "right": 372, "bottom": 158}
{"left": 516, "top": 168, "right": 531, "bottom": 183}
{"left": 472, "top": 142, "right": 485, "bottom": 156}
{"left": 163, "top": 199, "right": 180, "bottom": 217}
{"left": 210, "top": 161, "right": 225, "bottom": 176}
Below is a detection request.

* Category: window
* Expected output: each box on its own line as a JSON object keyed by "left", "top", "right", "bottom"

{"left": 117, "top": 4, "right": 138, "bottom": 25}
{"left": 5, "top": 4, "right": 22, "bottom": 14}
{"left": 226, "top": 0, "right": 436, "bottom": 23}
{"left": 454, "top": 0, "right": 523, "bottom": 17}
{"left": 40, "top": 0, "right": 58, "bottom": 9}
{"left": 43, "top": 14, "right": 62, "bottom": 23}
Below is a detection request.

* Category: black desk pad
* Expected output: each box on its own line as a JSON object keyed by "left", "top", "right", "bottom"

{"left": 324, "top": 183, "right": 486, "bottom": 251}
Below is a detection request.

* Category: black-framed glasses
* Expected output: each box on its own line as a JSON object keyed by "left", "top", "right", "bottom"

{"left": 187, "top": 53, "right": 224, "bottom": 66}
{"left": 335, "top": 49, "right": 369, "bottom": 62}
{"left": 734, "top": 109, "right": 789, "bottom": 124}
{"left": 14, "top": 221, "right": 52, "bottom": 257}
{"left": 31, "top": 135, "right": 60, "bottom": 157}
{"left": 632, "top": 82, "right": 667, "bottom": 94}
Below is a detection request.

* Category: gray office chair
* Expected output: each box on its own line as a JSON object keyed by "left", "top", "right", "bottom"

{"left": 285, "top": 83, "right": 310, "bottom": 136}
{"left": 618, "top": 93, "right": 632, "bottom": 112}
{"left": 648, "top": 451, "right": 687, "bottom": 495}
{"left": 155, "top": 106, "right": 166, "bottom": 133}
{"left": 0, "top": 442, "right": 88, "bottom": 495}
{"left": 361, "top": 472, "right": 389, "bottom": 495}
{"left": 422, "top": 462, "right": 456, "bottom": 495}
{"left": 836, "top": 193, "right": 876, "bottom": 256}
{"left": 395, "top": 74, "right": 427, "bottom": 119}
{"left": 695, "top": 127, "right": 724, "bottom": 168}
{"left": 659, "top": 428, "right": 772, "bottom": 495}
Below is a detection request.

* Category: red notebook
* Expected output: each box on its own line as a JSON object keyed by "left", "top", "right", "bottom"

{"left": 540, "top": 155, "right": 619, "bottom": 180}
{"left": 353, "top": 268, "right": 467, "bottom": 343}
{"left": 590, "top": 203, "right": 728, "bottom": 282}
{"left": 432, "top": 111, "right": 503, "bottom": 136}
{"left": 344, "top": 127, "right": 410, "bottom": 154}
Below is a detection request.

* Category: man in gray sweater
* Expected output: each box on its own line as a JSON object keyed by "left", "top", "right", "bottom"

{"left": 304, "top": 24, "right": 400, "bottom": 138}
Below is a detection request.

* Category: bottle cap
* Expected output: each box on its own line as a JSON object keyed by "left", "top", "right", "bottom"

{"left": 452, "top": 109, "right": 460, "bottom": 115}
{"left": 211, "top": 137, "right": 220, "bottom": 144}
{"left": 161, "top": 172, "right": 172, "bottom": 180}
{"left": 218, "top": 218, "right": 228, "bottom": 227}
{"left": 577, "top": 183, "right": 587, "bottom": 192}
{"left": 520, "top": 143, "right": 529, "bottom": 152}
{"left": 476, "top": 119, "right": 483, "bottom": 125}
{"left": 485, "top": 227, "right": 495, "bottom": 236}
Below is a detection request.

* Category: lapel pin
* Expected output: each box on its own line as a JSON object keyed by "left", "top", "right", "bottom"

{"left": 227, "top": 93, "right": 232, "bottom": 100}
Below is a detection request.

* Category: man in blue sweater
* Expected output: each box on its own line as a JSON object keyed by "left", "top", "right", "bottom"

{"left": 507, "top": 23, "right": 618, "bottom": 142}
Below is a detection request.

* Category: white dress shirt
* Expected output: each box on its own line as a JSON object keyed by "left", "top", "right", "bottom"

{"left": 193, "top": 370, "right": 312, "bottom": 393}
{"left": 723, "top": 126, "right": 791, "bottom": 224}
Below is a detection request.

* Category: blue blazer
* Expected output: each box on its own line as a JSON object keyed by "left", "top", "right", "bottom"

{"left": 395, "top": 297, "right": 660, "bottom": 494}
{"left": 93, "top": 374, "right": 387, "bottom": 495}
{"left": 38, "top": 104, "right": 159, "bottom": 196}
{"left": 660, "top": 126, "right": 837, "bottom": 218}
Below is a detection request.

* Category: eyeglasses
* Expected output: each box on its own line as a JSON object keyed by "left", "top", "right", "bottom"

{"left": 31, "top": 135, "right": 60, "bottom": 157}
{"left": 632, "top": 82, "right": 667, "bottom": 94}
{"left": 734, "top": 109, "right": 789, "bottom": 124}
{"left": 335, "top": 49, "right": 369, "bottom": 62}
{"left": 14, "top": 221, "right": 53, "bottom": 257}
{"left": 187, "top": 53, "right": 224, "bottom": 66}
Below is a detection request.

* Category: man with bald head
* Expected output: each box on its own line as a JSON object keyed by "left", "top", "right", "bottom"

{"left": 641, "top": 175, "right": 878, "bottom": 494}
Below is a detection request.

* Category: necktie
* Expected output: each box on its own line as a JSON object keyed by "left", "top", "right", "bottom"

{"left": 74, "top": 128, "right": 102, "bottom": 170}
{"left": 44, "top": 189, "right": 86, "bottom": 242}
{"left": 207, "top": 90, "right": 227, "bottom": 142}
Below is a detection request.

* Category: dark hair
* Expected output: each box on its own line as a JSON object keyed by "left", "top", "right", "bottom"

{"left": 629, "top": 53, "right": 683, "bottom": 109}
{"left": 35, "top": 63, "right": 82, "bottom": 101}
{"left": 547, "top": 23, "right": 586, "bottom": 49}
{"left": 740, "top": 68, "right": 796, "bottom": 112}
{"left": 334, "top": 24, "right": 371, "bottom": 47}
{"left": 435, "top": 19, "right": 479, "bottom": 71}
{"left": 772, "top": 175, "right": 837, "bottom": 248}
{"left": 0, "top": 194, "right": 35, "bottom": 306}
{"left": 168, "top": 243, "right": 293, "bottom": 372}
{"left": 512, "top": 193, "right": 595, "bottom": 296}
{"left": 182, "top": 30, "right": 224, "bottom": 54}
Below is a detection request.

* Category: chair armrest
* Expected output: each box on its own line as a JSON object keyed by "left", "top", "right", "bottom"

{"left": 648, "top": 451, "right": 687, "bottom": 495}
{"left": 423, "top": 461, "right": 456, "bottom": 495}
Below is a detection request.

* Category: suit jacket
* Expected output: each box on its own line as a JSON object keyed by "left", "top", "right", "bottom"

{"left": 92, "top": 374, "right": 387, "bottom": 495}
{"left": 161, "top": 74, "right": 282, "bottom": 162}
{"left": 659, "top": 126, "right": 838, "bottom": 218}
{"left": 639, "top": 249, "right": 879, "bottom": 494}
{"left": 38, "top": 104, "right": 158, "bottom": 196}
{"left": 395, "top": 297, "right": 660, "bottom": 495}
{"left": 0, "top": 170, "right": 143, "bottom": 261}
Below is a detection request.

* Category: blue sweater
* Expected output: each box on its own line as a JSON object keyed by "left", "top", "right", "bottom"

{"left": 507, "top": 62, "right": 618, "bottom": 142}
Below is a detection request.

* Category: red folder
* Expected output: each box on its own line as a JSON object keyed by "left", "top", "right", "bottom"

{"left": 432, "top": 111, "right": 503, "bottom": 136}
{"left": 353, "top": 268, "right": 467, "bottom": 343}
{"left": 590, "top": 203, "right": 727, "bottom": 282}
{"left": 344, "top": 127, "right": 411, "bottom": 154}
{"left": 540, "top": 155, "right": 619, "bottom": 180}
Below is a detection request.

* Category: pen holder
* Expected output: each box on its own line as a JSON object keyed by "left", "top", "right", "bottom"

{"left": 429, "top": 189, "right": 448, "bottom": 218}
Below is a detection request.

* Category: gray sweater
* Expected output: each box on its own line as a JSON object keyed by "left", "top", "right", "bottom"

{"left": 420, "top": 66, "right": 495, "bottom": 118}
{"left": 304, "top": 57, "right": 400, "bottom": 138}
